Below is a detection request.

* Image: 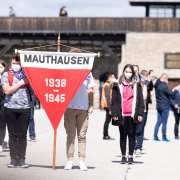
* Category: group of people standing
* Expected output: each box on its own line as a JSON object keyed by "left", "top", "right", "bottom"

{"left": 100, "top": 64, "right": 180, "bottom": 164}
{"left": 0, "top": 51, "right": 180, "bottom": 169}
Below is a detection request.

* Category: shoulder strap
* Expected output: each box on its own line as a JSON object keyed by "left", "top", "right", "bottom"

{"left": 25, "top": 84, "right": 29, "bottom": 89}
{"left": 8, "top": 71, "right": 13, "bottom": 87}
{"left": 8, "top": 70, "right": 29, "bottom": 89}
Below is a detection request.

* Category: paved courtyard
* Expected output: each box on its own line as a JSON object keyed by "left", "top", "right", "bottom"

{"left": 0, "top": 109, "right": 180, "bottom": 180}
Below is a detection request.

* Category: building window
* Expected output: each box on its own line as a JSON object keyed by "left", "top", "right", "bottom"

{"left": 149, "top": 6, "right": 173, "bottom": 18}
{"left": 176, "top": 6, "right": 180, "bottom": 17}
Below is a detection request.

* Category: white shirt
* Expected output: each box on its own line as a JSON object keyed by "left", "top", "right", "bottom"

{"left": 68, "top": 72, "right": 94, "bottom": 110}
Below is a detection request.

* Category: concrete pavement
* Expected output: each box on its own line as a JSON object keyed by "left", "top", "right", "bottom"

{"left": 0, "top": 109, "right": 180, "bottom": 180}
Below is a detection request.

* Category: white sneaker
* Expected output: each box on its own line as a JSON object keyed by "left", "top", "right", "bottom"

{"left": 64, "top": 161, "right": 73, "bottom": 170}
{"left": 135, "top": 149, "right": 142, "bottom": 155}
{"left": 0, "top": 146, "right": 3, "bottom": 153}
{"left": 79, "top": 161, "right": 88, "bottom": 171}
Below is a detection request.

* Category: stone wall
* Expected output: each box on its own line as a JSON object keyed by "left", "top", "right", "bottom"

{"left": 120, "top": 33, "right": 180, "bottom": 109}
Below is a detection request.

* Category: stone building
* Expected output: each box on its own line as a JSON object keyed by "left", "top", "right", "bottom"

{"left": 123, "top": 1, "right": 180, "bottom": 109}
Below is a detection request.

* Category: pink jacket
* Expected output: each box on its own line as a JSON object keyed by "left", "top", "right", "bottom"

{"left": 122, "top": 83, "right": 134, "bottom": 116}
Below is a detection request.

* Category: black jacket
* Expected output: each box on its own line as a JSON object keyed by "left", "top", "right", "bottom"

{"left": 147, "top": 81, "right": 153, "bottom": 104}
{"left": 104, "top": 81, "right": 111, "bottom": 111}
{"left": 154, "top": 80, "right": 177, "bottom": 111}
{"left": 111, "top": 82, "right": 144, "bottom": 126}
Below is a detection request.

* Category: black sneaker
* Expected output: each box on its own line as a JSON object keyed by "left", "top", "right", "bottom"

{"left": 103, "top": 136, "right": 115, "bottom": 140}
{"left": 120, "top": 157, "right": 127, "bottom": 164}
{"left": 175, "top": 136, "right": 179, "bottom": 140}
{"left": 128, "top": 157, "right": 134, "bottom": 165}
{"left": 19, "top": 159, "right": 29, "bottom": 168}
{"left": 2, "top": 141, "right": 8, "bottom": 149}
{"left": 7, "top": 159, "right": 18, "bottom": 168}
{"left": 30, "top": 136, "right": 36, "bottom": 142}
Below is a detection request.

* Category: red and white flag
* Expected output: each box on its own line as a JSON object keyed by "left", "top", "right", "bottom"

{"left": 19, "top": 50, "right": 96, "bottom": 132}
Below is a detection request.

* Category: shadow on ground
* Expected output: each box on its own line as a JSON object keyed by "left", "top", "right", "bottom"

{"left": 112, "top": 161, "right": 144, "bottom": 164}
{"left": 2, "top": 150, "right": 9, "bottom": 152}
{"left": 0, "top": 155, "right": 7, "bottom": 157}
{"left": 29, "top": 164, "right": 96, "bottom": 170}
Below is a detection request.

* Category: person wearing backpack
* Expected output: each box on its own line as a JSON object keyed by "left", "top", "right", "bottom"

{"left": 1, "top": 53, "right": 31, "bottom": 168}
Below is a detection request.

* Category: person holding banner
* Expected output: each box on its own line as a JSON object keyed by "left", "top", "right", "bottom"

{"left": 64, "top": 49, "right": 94, "bottom": 171}
{"left": 0, "top": 60, "right": 7, "bottom": 153}
{"left": 111, "top": 64, "right": 144, "bottom": 165}
{"left": 1, "top": 53, "right": 31, "bottom": 168}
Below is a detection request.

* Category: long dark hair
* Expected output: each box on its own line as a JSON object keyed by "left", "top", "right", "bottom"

{"left": 119, "top": 64, "right": 135, "bottom": 86}
{"left": 0, "top": 60, "right": 8, "bottom": 74}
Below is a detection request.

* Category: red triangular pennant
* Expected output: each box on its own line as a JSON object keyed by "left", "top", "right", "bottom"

{"left": 19, "top": 51, "right": 95, "bottom": 132}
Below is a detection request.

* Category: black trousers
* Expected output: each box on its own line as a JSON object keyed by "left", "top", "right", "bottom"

{"left": 103, "top": 108, "right": 112, "bottom": 136}
{"left": 0, "top": 105, "right": 6, "bottom": 145}
{"left": 5, "top": 107, "right": 31, "bottom": 161}
{"left": 119, "top": 116, "right": 136, "bottom": 156}
{"left": 174, "top": 112, "right": 180, "bottom": 137}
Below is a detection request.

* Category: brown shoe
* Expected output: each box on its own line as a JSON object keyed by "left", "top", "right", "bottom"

{"left": 143, "top": 137, "right": 149, "bottom": 140}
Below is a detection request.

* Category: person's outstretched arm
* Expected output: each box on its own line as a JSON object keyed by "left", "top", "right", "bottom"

{"left": 162, "top": 84, "right": 177, "bottom": 96}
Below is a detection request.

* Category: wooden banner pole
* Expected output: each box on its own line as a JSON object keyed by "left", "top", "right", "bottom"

{"left": 57, "top": 32, "right": 60, "bottom": 52}
{"left": 53, "top": 131, "right": 57, "bottom": 170}
{"left": 52, "top": 33, "right": 60, "bottom": 170}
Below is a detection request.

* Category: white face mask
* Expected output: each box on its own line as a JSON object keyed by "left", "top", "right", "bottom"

{"left": 11, "top": 64, "right": 21, "bottom": 72}
{"left": 124, "top": 73, "right": 132, "bottom": 79}
{"left": 0, "top": 68, "right": 4, "bottom": 74}
{"left": 165, "top": 80, "right": 168, "bottom": 84}
{"left": 111, "top": 78, "right": 117, "bottom": 83}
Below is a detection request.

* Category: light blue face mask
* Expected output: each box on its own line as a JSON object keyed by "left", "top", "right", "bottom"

{"left": 165, "top": 80, "right": 168, "bottom": 84}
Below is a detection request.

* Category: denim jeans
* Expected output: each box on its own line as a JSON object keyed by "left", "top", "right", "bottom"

{"left": 135, "top": 112, "right": 147, "bottom": 150}
{"left": 174, "top": 112, "right": 180, "bottom": 137}
{"left": 29, "top": 95, "right": 36, "bottom": 138}
{"left": 154, "top": 109, "right": 169, "bottom": 139}
{"left": 5, "top": 107, "right": 31, "bottom": 160}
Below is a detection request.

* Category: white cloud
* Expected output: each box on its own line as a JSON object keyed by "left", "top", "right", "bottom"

{"left": 0, "top": 0, "right": 145, "bottom": 17}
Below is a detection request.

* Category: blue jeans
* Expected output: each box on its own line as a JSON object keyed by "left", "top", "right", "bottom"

{"left": 29, "top": 95, "right": 36, "bottom": 138}
{"left": 135, "top": 112, "right": 146, "bottom": 150}
{"left": 174, "top": 112, "right": 180, "bottom": 137}
{"left": 154, "top": 109, "right": 169, "bottom": 139}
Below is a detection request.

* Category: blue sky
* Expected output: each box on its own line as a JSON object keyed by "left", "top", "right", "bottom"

{"left": 0, "top": 0, "right": 145, "bottom": 17}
